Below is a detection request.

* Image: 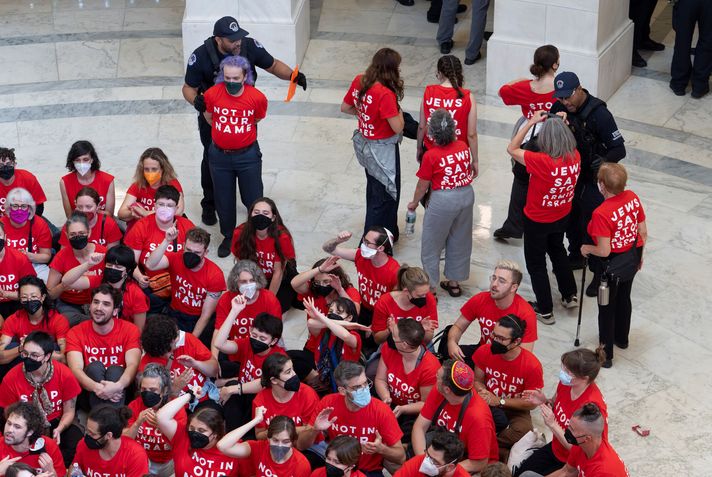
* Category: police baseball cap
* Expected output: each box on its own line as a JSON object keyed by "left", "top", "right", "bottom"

{"left": 213, "top": 16, "right": 249, "bottom": 41}
{"left": 553, "top": 71, "right": 581, "bottom": 98}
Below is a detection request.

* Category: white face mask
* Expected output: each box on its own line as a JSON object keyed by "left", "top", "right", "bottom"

{"left": 359, "top": 242, "right": 377, "bottom": 259}
{"left": 239, "top": 282, "right": 257, "bottom": 299}
{"left": 74, "top": 161, "right": 92, "bottom": 176}
{"left": 597, "top": 181, "right": 605, "bottom": 195}
{"left": 418, "top": 457, "right": 441, "bottom": 477}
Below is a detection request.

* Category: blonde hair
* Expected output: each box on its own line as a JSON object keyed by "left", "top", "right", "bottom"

{"left": 396, "top": 265, "right": 430, "bottom": 292}
{"left": 495, "top": 259, "right": 523, "bottom": 285}
{"left": 598, "top": 162, "right": 627, "bottom": 195}
{"left": 132, "top": 147, "right": 178, "bottom": 189}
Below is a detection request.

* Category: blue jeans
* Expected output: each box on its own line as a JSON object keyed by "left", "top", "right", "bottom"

{"left": 208, "top": 142, "right": 264, "bottom": 239}
{"left": 364, "top": 144, "right": 401, "bottom": 242}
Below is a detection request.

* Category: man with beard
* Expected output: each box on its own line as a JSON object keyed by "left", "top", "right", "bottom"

{"left": 66, "top": 284, "right": 141, "bottom": 407}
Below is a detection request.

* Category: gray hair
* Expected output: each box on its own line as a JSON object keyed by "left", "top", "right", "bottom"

{"left": 227, "top": 259, "right": 267, "bottom": 293}
{"left": 137, "top": 363, "right": 172, "bottom": 396}
{"left": 334, "top": 361, "right": 365, "bottom": 387}
{"left": 427, "top": 109, "right": 457, "bottom": 147}
{"left": 5, "top": 187, "right": 36, "bottom": 218}
{"left": 537, "top": 117, "right": 578, "bottom": 160}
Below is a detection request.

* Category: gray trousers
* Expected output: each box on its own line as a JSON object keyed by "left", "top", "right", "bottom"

{"left": 421, "top": 186, "right": 474, "bottom": 288}
{"left": 436, "top": 0, "right": 490, "bottom": 60}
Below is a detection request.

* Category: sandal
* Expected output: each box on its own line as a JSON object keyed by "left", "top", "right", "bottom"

{"left": 440, "top": 281, "right": 462, "bottom": 297}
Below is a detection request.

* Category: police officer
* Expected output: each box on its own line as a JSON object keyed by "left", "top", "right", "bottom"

{"left": 669, "top": 0, "right": 712, "bottom": 98}
{"left": 629, "top": 0, "right": 665, "bottom": 68}
{"left": 549, "top": 72, "right": 625, "bottom": 285}
{"left": 182, "top": 16, "right": 307, "bottom": 226}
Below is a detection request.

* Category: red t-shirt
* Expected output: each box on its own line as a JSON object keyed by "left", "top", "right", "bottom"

{"left": 2, "top": 216, "right": 52, "bottom": 254}
{"left": 49, "top": 245, "right": 105, "bottom": 304}
{"left": 473, "top": 345, "right": 544, "bottom": 398}
{"left": 312, "top": 328, "right": 362, "bottom": 363}
{"left": 252, "top": 385, "right": 320, "bottom": 430}
{"left": 2, "top": 308, "right": 70, "bottom": 342}
{"left": 231, "top": 337, "right": 286, "bottom": 380}
{"left": 460, "top": 292, "right": 537, "bottom": 346}
{"left": 567, "top": 440, "right": 629, "bottom": 477}
{"left": 371, "top": 292, "right": 439, "bottom": 334}
{"left": 231, "top": 225, "right": 296, "bottom": 280}
{"left": 248, "top": 439, "right": 311, "bottom": 477}
{"left": 165, "top": 252, "right": 226, "bottom": 316}
{"left": 216, "top": 290, "right": 282, "bottom": 341}
{"left": 65, "top": 318, "right": 141, "bottom": 367}
{"left": 588, "top": 190, "right": 646, "bottom": 253}
{"left": 422, "top": 85, "right": 472, "bottom": 149}
{"left": 0, "top": 170, "right": 47, "bottom": 213}
{"left": 118, "top": 280, "right": 150, "bottom": 323}
{"left": 126, "top": 178, "right": 183, "bottom": 212}
{"left": 0, "top": 247, "right": 36, "bottom": 302}
{"left": 74, "top": 436, "right": 148, "bottom": 477}
{"left": 123, "top": 215, "right": 194, "bottom": 278}
{"left": 420, "top": 387, "right": 498, "bottom": 462}
{"left": 343, "top": 74, "right": 400, "bottom": 140}
{"left": 170, "top": 426, "right": 238, "bottom": 477}
{"left": 354, "top": 249, "right": 400, "bottom": 310}
{"left": 301, "top": 286, "right": 360, "bottom": 354}
{"left": 204, "top": 84, "right": 268, "bottom": 150}
{"left": 499, "top": 80, "right": 555, "bottom": 119}
{"left": 59, "top": 215, "right": 123, "bottom": 248}
{"left": 523, "top": 150, "right": 581, "bottom": 223}
{"left": 551, "top": 381, "right": 608, "bottom": 462}
{"left": 128, "top": 397, "right": 187, "bottom": 463}
{"left": 394, "top": 454, "right": 470, "bottom": 477}
{"left": 312, "top": 468, "right": 366, "bottom": 477}
{"left": 417, "top": 140, "right": 473, "bottom": 190}
{"left": 0, "top": 360, "right": 81, "bottom": 422}
{"left": 380, "top": 344, "right": 440, "bottom": 406}
{"left": 61, "top": 170, "right": 115, "bottom": 213}
{"left": 0, "top": 436, "right": 65, "bottom": 476}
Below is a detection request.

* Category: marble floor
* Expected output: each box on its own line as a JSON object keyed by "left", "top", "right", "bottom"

{"left": 1, "top": 0, "right": 711, "bottom": 474}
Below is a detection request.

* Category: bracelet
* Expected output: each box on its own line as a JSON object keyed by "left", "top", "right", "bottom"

{"left": 239, "top": 383, "right": 243, "bottom": 395}
{"left": 185, "top": 389, "right": 196, "bottom": 402}
{"left": 317, "top": 266, "right": 323, "bottom": 273}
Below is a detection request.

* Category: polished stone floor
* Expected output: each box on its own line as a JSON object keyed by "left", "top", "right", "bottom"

{"left": 0, "top": 0, "right": 710, "bottom": 474}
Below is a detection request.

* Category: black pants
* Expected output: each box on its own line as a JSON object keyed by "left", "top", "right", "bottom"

{"left": 629, "top": 0, "right": 659, "bottom": 47}
{"left": 670, "top": 0, "right": 712, "bottom": 92}
{"left": 84, "top": 361, "right": 126, "bottom": 408}
{"left": 165, "top": 307, "right": 215, "bottom": 349}
{"left": 566, "top": 181, "right": 604, "bottom": 259}
{"left": 198, "top": 113, "right": 215, "bottom": 211}
{"left": 523, "top": 215, "right": 577, "bottom": 314}
{"left": 598, "top": 276, "right": 635, "bottom": 360}
{"left": 435, "top": 325, "right": 477, "bottom": 368}
{"left": 49, "top": 418, "right": 83, "bottom": 467}
{"left": 222, "top": 384, "right": 257, "bottom": 433}
{"left": 513, "top": 442, "right": 564, "bottom": 477}
{"left": 499, "top": 162, "right": 529, "bottom": 236}
{"left": 363, "top": 145, "right": 401, "bottom": 243}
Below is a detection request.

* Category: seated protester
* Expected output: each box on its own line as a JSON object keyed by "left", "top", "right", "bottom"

{"left": 372, "top": 266, "right": 438, "bottom": 345}
{"left": 214, "top": 297, "right": 285, "bottom": 432}
{"left": 47, "top": 212, "right": 106, "bottom": 326}
{"left": 65, "top": 285, "right": 141, "bottom": 407}
{"left": 2, "top": 188, "right": 52, "bottom": 281}
{"left": 374, "top": 319, "right": 440, "bottom": 437}
{"left": 73, "top": 405, "right": 148, "bottom": 477}
{"left": 230, "top": 198, "right": 297, "bottom": 311}
{"left": 309, "top": 436, "right": 366, "bottom": 477}
{"left": 123, "top": 185, "right": 194, "bottom": 312}
{"left": 0, "top": 222, "right": 36, "bottom": 323}
{"left": 0, "top": 402, "right": 65, "bottom": 477}
{"left": 303, "top": 361, "right": 406, "bottom": 475}
{"left": 218, "top": 411, "right": 311, "bottom": 477}
{"left": 117, "top": 147, "right": 185, "bottom": 232}
{"left": 0, "top": 147, "right": 47, "bottom": 217}
{"left": 59, "top": 188, "right": 122, "bottom": 250}
{"left": 140, "top": 314, "right": 218, "bottom": 401}
{"left": 59, "top": 140, "right": 115, "bottom": 217}
{"left": 124, "top": 363, "right": 187, "bottom": 477}
{"left": 145, "top": 226, "right": 225, "bottom": 345}
{"left": 412, "top": 360, "right": 498, "bottom": 474}
{"left": 445, "top": 260, "right": 537, "bottom": 367}
{"left": 482, "top": 462, "right": 513, "bottom": 477}
{"left": 156, "top": 390, "right": 238, "bottom": 477}
{"left": 0, "top": 331, "right": 82, "bottom": 467}
{"left": 5, "top": 462, "right": 43, "bottom": 477}
{"left": 472, "top": 316, "right": 543, "bottom": 461}
{"left": 213, "top": 260, "right": 281, "bottom": 356}
{"left": 515, "top": 348, "right": 607, "bottom": 477}
{"left": 252, "top": 354, "right": 320, "bottom": 446}
{"left": 393, "top": 431, "right": 468, "bottom": 477}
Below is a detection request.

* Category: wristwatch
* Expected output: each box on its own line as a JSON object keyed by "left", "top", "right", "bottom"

{"left": 499, "top": 397, "right": 506, "bottom": 408}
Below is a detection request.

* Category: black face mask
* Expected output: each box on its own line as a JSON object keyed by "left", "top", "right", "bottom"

{"left": 282, "top": 374, "right": 301, "bottom": 392}
{"left": 490, "top": 341, "right": 510, "bottom": 355}
{"left": 21, "top": 299, "right": 43, "bottom": 315}
{"left": 250, "top": 214, "right": 272, "bottom": 231}
{"left": 327, "top": 313, "right": 343, "bottom": 321}
{"left": 141, "top": 390, "right": 162, "bottom": 408}
{"left": 188, "top": 430, "right": 210, "bottom": 449}
{"left": 325, "top": 463, "right": 346, "bottom": 477}
{"left": 250, "top": 337, "right": 270, "bottom": 354}
{"left": 0, "top": 165, "right": 14, "bottom": 180}
{"left": 386, "top": 334, "right": 398, "bottom": 350}
{"left": 84, "top": 433, "right": 107, "bottom": 450}
{"left": 104, "top": 268, "right": 125, "bottom": 284}
{"left": 69, "top": 235, "right": 89, "bottom": 250}
{"left": 409, "top": 296, "right": 427, "bottom": 308}
{"left": 22, "top": 356, "right": 44, "bottom": 373}
{"left": 564, "top": 428, "right": 581, "bottom": 446}
{"left": 312, "top": 283, "right": 333, "bottom": 297}
{"left": 183, "top": 251, "right": 201, "bottom": 269}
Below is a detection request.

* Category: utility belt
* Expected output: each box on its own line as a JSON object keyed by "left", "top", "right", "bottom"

{"left": 213, "top": 142, "right": 255, "bottom": 155}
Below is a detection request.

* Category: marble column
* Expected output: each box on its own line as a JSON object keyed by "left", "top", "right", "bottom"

{"left": 182, "top": 0, "right": 310, "bottom": 69}
{"left": 485, "top": 0, "right": 634, "bottom": 101}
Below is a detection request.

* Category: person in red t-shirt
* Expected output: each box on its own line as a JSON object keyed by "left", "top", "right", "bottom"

{"left": 217, "top": 410, "right": 311, "bottom": 477}
{"left": 65, "top": 285, "right": 141, "bottom": 407}
{"left": 341, "top": 48, "right": 405, "bottom": 241}
{"left": 59, "top": 141, "right": 115, "bottom": 217}
{"left": 230, "top": 198, "right": 297, "bottom": 309}
{"left": 581, "top": 163, "right": 647, "bottom": 367}
{"left": 117, "top": 147, "right": 185, "bottom": 232}
{"left": 0, "top": 148, "right": 47, "bottom": 216}
{"left": 495, "top": 45, "right": 559, "bottom": 240}
{"left": 394, "top": 431, "right": 469, "bottom": 477}
{"left": 59, "top": 188, "right": 122, "bottom": 250}
{"left": 310, "top": 436, "right": 366, "bottom": 477}
{"left": 3, "top": 187, "right": 52, "bottom": 281}
{"left": 145, "top": 226, "right": 225, "bottom": 343}
{"left": 472, "top": 316, "right": 543, "bottom": 461}
{"left": 507, "top": 111, "right": 581, "bottom": 324}
{"left": 0, "top": 220, "right": 37, "bottom": 322}
{"left": 303, "top": 361, "right": 405, "bottom": 474}
{"left": 203, "top": 55, "right": 268, "bottom": 255}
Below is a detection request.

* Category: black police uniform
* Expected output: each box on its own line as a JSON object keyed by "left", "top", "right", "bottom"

{"left": 184, "top": 37, "right": 275, "bottom": 214}
{"left": 670, "top": 0, "right": 712, "bottom": 96}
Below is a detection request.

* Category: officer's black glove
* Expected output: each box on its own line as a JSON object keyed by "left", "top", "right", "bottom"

{"left": 294, "top": 72, "right": 307, "bottom": 91}
{"left": 589, "top": 155, "right": 603, "bottom": 175}
{"left": 193, "top": 94, "right": 206, "bottom": 113}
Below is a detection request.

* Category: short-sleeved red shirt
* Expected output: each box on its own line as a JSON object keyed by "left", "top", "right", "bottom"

{"left": 422, "top": 85, "right": 472, "bottom": 149}
{"left": 354, "top": 249, "right": 400, "bottom": 310}
{"left": 343, "top": 75, "right": 400, "bottom": 140}
{"left": 588, "top": 190, "right": 646, "bottom": 253}
{"left": 567, "top": 440, "right": 628, "bottom": 476}
{"left": 252, "top": 385, "right": 320, "bottom": 430}
{"left": 2, "top": 308, "right": 70, "bottom": 342}
{"left": 0, "top": 169, "right": 47, "bottom": 213}
{"left": 118, "top": 280, "right": 150, "bottom": 323}
{"left": 417, "top": 140, "right": 473, "bottom": 191}
{"left": 170, "top": 426, "right": 238, "bottom": 477}
{"left": 49, "top": 245, "right": 105, "bottom": 304}
{"left": 394, "top": 454, "right": 470, "bottom": 477}
{"left": 123, "top": 215, "right": 194, "bottom": 278}
{"left": 523, "top": 150, "right": 581, "bottom": 223}
{"left": 0, "top": 360, "right": 81, "bottom": 422}
{"left": 230, "top": 337, "right": 286, "bottom": 381}
{"left": 61, "top": 170, "right": 114, "bottom": 213}
{"left": 231, "top": 225, "right": 296, "bottom": 280}
{"left": 74, "top": 436, "right": 148, "bottom": 477}
{"left": 126, "top": 179, "right": 183, "bottom": 212}
{"left": 65, "top": 318, "right": 141, "bottom": 367}
{"left": 247, "top": 439, "right": 311, "bottom": 477}
{"left": 460, "top": 292, "right": 538, "bottom": 346}
{"left": 473, "top": 345, "right": 544, "bottom": 398}
{"left": 0, "top": 247, "right": 36, "bottom": 302}
{"left": 165, "top": 252, "right": 226, "bottom": 316}
{"left": 0, "top": 435, "right": 65, "bottom": 476}
{"left": 499, "top": 80, "right": 555, "bottom": 119}
{"left": 371, "top": 292, "right": 439, "bottom": 334}
{"left": 380, "top": 344, "right": 440, "bottom": 406}
{"left": 204, "top": 83, "right": 268, "bottom": 150}
{"left": 216, "top": 289, "right": 282, "bottom": 341}
{"left": 2, "top": 216, "right": 52, "bottom": 254}
{"left": 551, "top": 382, "right": 608, "bottom": 462}
{"left": 128, "top": 397, "right": 187, "bottom": 463}
{"left": 312, "top": 328, "right": 362, "bottom": 363}
{"left": 59, "top": 215, "right": 123, "bottom": 248}
{"left": 300, "top": 286, "right": 360, "bottom": 354}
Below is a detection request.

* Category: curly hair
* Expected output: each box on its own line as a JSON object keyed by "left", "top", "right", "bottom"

{"left": 141, "top": 314, "right": 179, "bottom": 357}
{"left": 5, "top": 402, "right": 46, "bottom": 444}
{"left": 132, "top": 147, "right": 178, "bottom": 189}
{"left": 437, "top": 55, "right": 464, "bottom": 98}
{"left": 226, "top": 259, "right": 268, "bottom": 293}
{"left": 0, "top": 148, "right": 16, "bottom": 163}
{"left": 359, "top": 48, "right": 404, "bottom": 102}
{"left": 234, "top": 197, "right": 293, "bottom": 267}
{"left": 427, "top": 109, "right": 457, "bottom": 147}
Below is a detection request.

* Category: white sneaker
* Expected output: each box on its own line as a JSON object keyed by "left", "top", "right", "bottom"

{"left": 561, "top": 295, "right": 579, "bottom": 309}
{"left": 537, "top": 312, "right": 556, "bottom": 325}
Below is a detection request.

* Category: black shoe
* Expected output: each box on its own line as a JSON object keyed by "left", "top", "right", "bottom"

{"left": 632, "top": 50, "right": 647, "bottom": 68}
{"left": 691, "top": 87, "right": 709, "bottom": 99}
{"left": 638, "top": 38, "right": 665, "bottom": 51}
{"left": 484, "top": 31, "right": 493, "bottom": 41}
{"left": 602, "top": 359, "right": 613, "bottom": 369}
{"left": 493, "top": 227, "right": 522, "bottom": 240}
{"left": 201, "top": 208, "right": 217, "bottom": 226}
{"left": 464, "top": 52, "right": 482, "bottom": 65}
{"left": 568, "top": 255, "right": 585, "bottom": 270}
{"left": 428, "top": 14, "right": 457, "bottom": 24}
{"left": 440, "top": 40, "right": 454, "bottom": 54}
{"left": 585, "top": 278, "right": 599, "bottom": 297}
{"left": 670, "top": 84, "right": 686, "bottom": 96}
{"left": 457, "top": 3, "right": 467, "bottom": 13}
{"left": 615, "top": 341, "right": 629, "bottom": 349}
{"left": 217, "top": 237, "right": 232, "bottom": 258}
{"left": 396, "top": 0, "right": 414, "bottom": 5}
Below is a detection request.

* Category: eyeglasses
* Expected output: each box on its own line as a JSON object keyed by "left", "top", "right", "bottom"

{"left": 490, "top": 332, "right": 512, "bottom": 343}
{"left": 490, "top": 275, "right": 511, "bottom": 285}
{"left": 20, "top": 350, "right": 45, "bottom": 360}
{"left": 8, "top": 204, "right": 29, "bottom": 211}
{"left": 347, "top": 379, "right": 373, "bottom": 392}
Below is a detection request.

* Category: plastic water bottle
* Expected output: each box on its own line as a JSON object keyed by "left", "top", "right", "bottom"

{"left": 405, "top": 210, "right": 416, "bottom": 235}
{"left": 70, "top": 463, "right": 83, "bottom": 477}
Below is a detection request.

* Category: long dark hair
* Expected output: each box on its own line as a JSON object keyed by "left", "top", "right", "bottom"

{"left": 359, "top": 48, "right": 404, "bottom": 102}
{"left": 235, "top": 197, "right": 292, "bottom": 265}
{"left": 437, "top": 55, "right": 464, "bottom": 98}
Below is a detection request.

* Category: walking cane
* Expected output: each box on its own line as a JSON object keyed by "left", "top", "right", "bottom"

{"left": 574, "top": 258, "right": 587, "bottom": 347}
